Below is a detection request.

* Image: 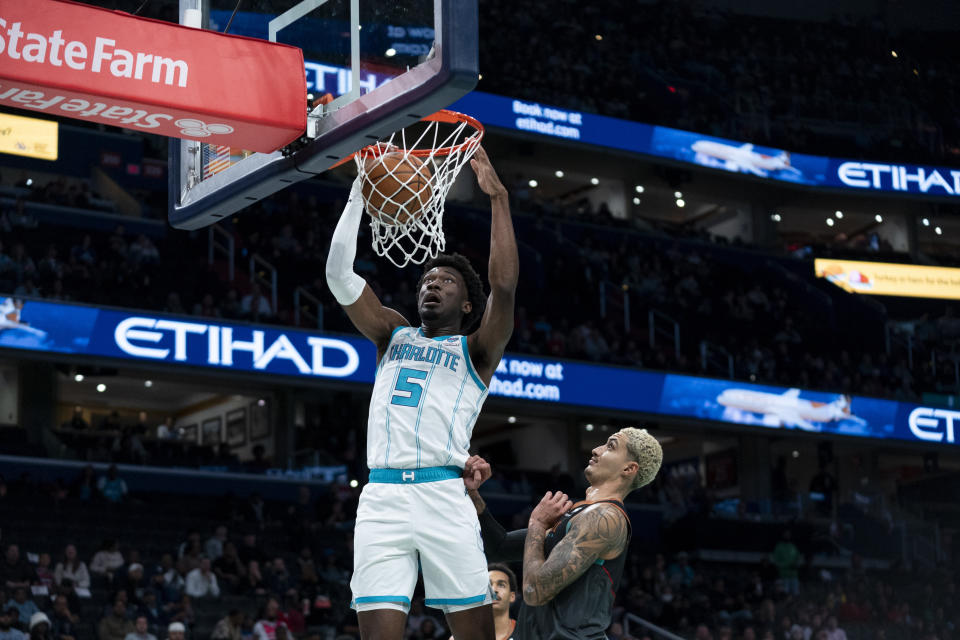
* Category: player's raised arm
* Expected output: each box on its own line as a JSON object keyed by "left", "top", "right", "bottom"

{"left": 467, "top": 147, "right": 518, "bottom": 384}
{"left": 326, "top": 177, "right": 409, "bottom": 357}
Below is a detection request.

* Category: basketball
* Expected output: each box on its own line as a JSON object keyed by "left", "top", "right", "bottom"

{"left": 361, "top": 152, "right": 433, "bottom": 225}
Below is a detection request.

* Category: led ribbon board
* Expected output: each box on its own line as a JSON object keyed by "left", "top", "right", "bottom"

{"left": 815, "top": 259, "right": 960, "bottom": 300}
{"left": 2, "top": 298, "right": 958, "bottom": 446}
{"left": 449, "top": 92, "right": 960, "bottom": 199}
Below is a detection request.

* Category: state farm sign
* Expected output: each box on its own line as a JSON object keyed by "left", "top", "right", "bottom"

{"left": 0, "top": 0, "right": 306, "bottom": 153}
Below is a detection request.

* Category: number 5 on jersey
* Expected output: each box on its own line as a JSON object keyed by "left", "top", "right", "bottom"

{"left": 391, "top": 367, "right": 428, "bottom": 407}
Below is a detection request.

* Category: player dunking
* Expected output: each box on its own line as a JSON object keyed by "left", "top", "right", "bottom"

{"left": 463, "top": 428, "right": 663, "bottom": 640}
{"left": 325, "top": 147, "right": 517, "bottom": 640}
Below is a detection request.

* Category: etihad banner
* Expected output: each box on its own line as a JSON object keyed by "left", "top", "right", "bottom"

{"left": 0, "top": 111, "right": 57, "bottom": 160}
{"left": 0, "top": 0, "right": 306, "bottom": 153}
{"left": 814, "top": 259, "right": 960, "bottom": 300}
{"left": 2, "top": 296, "right": 959, "bottom": 447}
{"left": 450, "top": 91, "right": 960, "bottom": 199}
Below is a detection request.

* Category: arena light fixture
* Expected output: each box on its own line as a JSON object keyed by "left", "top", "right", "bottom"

{"left": 257, "top": 398, "right": 266, "bottom": 407}
{"left": 349, "top": 479, "right": 359, "bottom": 488}
{"left": 528, "top": 179, "right": 538, "bottom": 188}
{"left": 635, "top": 185, "right": 645, "bottom": 193}
{"left": 676, "top": 199, "right": 685, "bottom": 208}
{"left": 74, "top": 374, "right": 84, "bottom": 382}
{"left": 585, "top": 423, "right": 595, "bottom": 431}
{"left": 144, "top": 380, "right": 153, "bottom": 388}
{"left": 478, "top": 74, "right": 483, "bottom": 80}
{"left": 632, "top": 197, "right": 641, "bottom": 205}
{"left": 385, "top": 48, "right": 397, "bottom": 57}
{"left": 891, "top": 50, "right": 898, "bottom": 58}
{"left": 96, "top": 383, "right": 106, "bottom": 393}
{"left": 792, "top": 450, "right": 800, "bottom": 458}
{"left": 875, "top": 214, "right": 883, "bottom": 223}
{"left": 826, "top": 218, "right": 835, "bottom": 227}
{"left": 25, "top": 178, "right": 32, "bottom": 186}
{"left": 922, "top": 218, "right": 931, "bottom": 226}
{"left": 590, "top": 177, "right": 600, "bottom": 185}
{"left": 507, "top": 416, "right": 517, "bottom": 424}
{"left": 935, "top": 226, "right": 943, "bottom": 235}
{"left": 770, "top": 213, "right": 782, "bottom": 222}
{"left": 554, "top": 170, "right": 564, "bottom": 178}
{"left": 835, "top": 210, "right": 843, "bottom": 219}
{"left": 594, "top": 34, "right": 603, "bottom": 41}
{"left": 674, "top": 191, "right": 682, "bottom": 199}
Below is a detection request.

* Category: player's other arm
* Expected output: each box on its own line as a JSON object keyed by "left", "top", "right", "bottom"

{"left": 522, "top": 502, "right": 628, "bottom": 607}
{"left": 466, "top": 147, "right": 518, "bottom": 385}
{"left": 326, "top": 177, "right": 409, "bottom": 357}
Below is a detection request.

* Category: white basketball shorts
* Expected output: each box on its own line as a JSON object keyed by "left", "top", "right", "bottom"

{"left": 350, "top": 468, "right": 492, "bottom": 614}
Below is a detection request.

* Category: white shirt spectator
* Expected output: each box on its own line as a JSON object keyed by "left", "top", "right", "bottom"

{"left": 185, "top": 567, "right": 220, "bottom": 598}
{"left": 89, "top": 550, "right": 124, "bottom": 576}
{"left": 252, "top": 620, "right": 285, "bottom": 640}
{"left": 54, "top": 561, "right": 90, "bottom": 589}
{"left": 241, "top": 291, "right": 272, "bottom": 317}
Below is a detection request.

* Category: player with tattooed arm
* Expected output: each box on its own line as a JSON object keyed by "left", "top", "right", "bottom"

{"left": 462, "top": 428, "right": 663, "bottom": 640}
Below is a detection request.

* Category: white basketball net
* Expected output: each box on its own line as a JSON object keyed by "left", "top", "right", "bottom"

{"left": 354, "top": 113, "right": 483, "bottom": 268}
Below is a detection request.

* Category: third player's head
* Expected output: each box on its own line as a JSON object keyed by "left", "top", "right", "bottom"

{"left": 488, "top": 563, "right": 517, "bottom": 615}
{"left": 417, "top": 253, "right": 486, "bottom": 332}
{"left": 585, "top": 428, "right": 663, "bottom": 495}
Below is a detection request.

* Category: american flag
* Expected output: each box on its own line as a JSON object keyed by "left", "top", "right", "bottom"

{"left": 202, "top": 144, "right": 232, "bottom": 179}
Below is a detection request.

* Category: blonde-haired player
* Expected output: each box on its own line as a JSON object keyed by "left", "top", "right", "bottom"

{"left": 463, "top": 428, "right": 663, "bottom": 640}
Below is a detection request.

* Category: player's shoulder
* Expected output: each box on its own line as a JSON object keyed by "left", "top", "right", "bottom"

{"left": 570, "top": 502, "right": 630, "bottom": 544}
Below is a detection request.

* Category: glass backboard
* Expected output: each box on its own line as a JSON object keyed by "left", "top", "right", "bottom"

{"left": 169, "top": 0, "right": 477, "bottom": 229}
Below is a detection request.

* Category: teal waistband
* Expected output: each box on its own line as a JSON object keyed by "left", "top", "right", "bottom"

{"left": 368, "top": 466, "right": 462, "bottom": 484}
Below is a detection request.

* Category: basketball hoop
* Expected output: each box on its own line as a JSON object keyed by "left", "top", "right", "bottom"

{"left": 347, "top": 110, "right": 484, "bottom": 268}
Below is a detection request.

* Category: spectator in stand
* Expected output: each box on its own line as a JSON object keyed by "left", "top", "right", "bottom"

{"left": 122, "top": 616, "right": 155, "bottom": 640}
{"left": 72, "top": 466, "right": 97, "bottom": 502}
{"left": 279, "top": 592, "right": 305, "bottom": 636}
{"left": 192, "top": 294, "right": 221, "bottom": 319}
{"left": 184, "top": 559, "right": 219, "bottom": 599}
{"left": 98, "top": 598, "right": 134, "bottom": 640}
{"left": 0, "top": 546, "right": 33, "bottom": 590}
{"left": 137, "top": 590, "right": 166, "bottom": 636}
{"left": 27, "top": 613, "right": 49, "bottom": 640}
{"left": 237, "top": 534, "right": 267, "bottom": 568}
{"left": 49, "top": 596, "right": 78, "bottom": 640}
{"left": 241, "top": 284, "right": 272, "bottom": 321}
{"left": 97, "top": 466, "right": 128, "bottom": 504}
{"left": 823, "top": 616, "right": 847, "bottom": 640}
{"left": 667, "top": 552, "right": 695, "bottom": 588}
{"left": 90, "top": 541, "right": 124, "bottom": 584}
{"left": 166, "top": 623, "right": 185, "bottom": 640}
{"left": 121, "top": 565, "right": 146, "bottom": 606}
{"left": 212, "top": 544, "right": 244, "bottom": 594}
{"left": 211, "top": 610, "right": 242, "bottom": 640}
{"left": 5, "top": 589, "right": 38, "bottom": 627}
{"left": 265, "top": 558, "right": 290, "bottom": 595}
{"left": 205, "top": 526, "right": 228, "bottom": 562}
{"left": 252, "top": 599, "right": 284, "bottom": 640}
{"left": 34, "top": 555, "right": 53, "bottom": 590}
{"left": 166, "top": 596, "right": 193, "bottom": 629}
{"left": 0, "top": 608, "right": 25, "bottom": 640}
{"left": 772, "top": 531, "right": 801, "bottom": 596}
{"left": 70, "top": 235, "right": 96, "bottom": 266}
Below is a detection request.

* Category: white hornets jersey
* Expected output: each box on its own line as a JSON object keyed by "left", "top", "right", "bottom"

{"left": 367, "top": 326, "right": 489, "bottom": 469}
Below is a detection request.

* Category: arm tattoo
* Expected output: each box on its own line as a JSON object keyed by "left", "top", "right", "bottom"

{"left": 468, "top": 490, "right": 487, "bottom": 515}
{"left": 522, "top": 504, "right": 628, "bottom": 607}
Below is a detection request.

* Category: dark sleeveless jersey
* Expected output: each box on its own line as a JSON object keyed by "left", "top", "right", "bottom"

{"left": 516, "top": 499, "right": 631, "bottom": 640}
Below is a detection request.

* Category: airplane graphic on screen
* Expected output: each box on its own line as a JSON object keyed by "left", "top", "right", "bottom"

{"left": 691, "top": 140, "right": 802, "bottom": 178}
{"left": 716, "top": 387, "right": 865, "bottom": 431}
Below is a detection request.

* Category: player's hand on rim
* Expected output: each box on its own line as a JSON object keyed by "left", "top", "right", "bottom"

{"left": 529, "top": 491, "right": 573, "bottom": 530}
{"left": 469, "top": 146, "right": 508, "bottom": 200}
{"left": 462, "top": 455, "right": 492, "bottom": 492}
